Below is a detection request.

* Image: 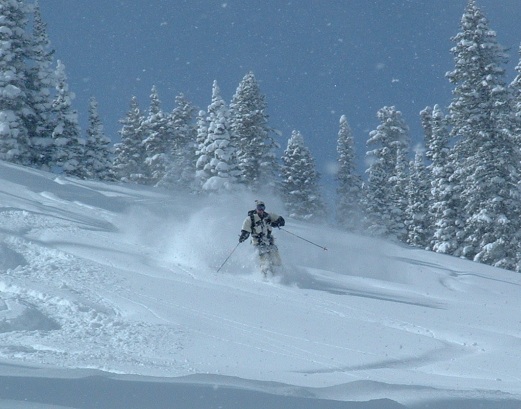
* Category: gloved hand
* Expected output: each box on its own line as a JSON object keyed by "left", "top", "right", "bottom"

{"left": 271, "top": 216, "right": 285, "bottom": 228}
{"left": 239, "top": 230, "right": 250, "bottom": 243}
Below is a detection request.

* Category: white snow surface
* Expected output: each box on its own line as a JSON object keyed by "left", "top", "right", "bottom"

{"left": 0, "top": 161, "right": 520, "bottom": 409}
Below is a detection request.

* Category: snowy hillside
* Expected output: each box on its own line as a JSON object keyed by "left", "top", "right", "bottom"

{"left": 0, "top": 161, "right": 520, "bottom": 409}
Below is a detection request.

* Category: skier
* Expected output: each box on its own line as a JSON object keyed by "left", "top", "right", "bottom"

{"left": 239, "top": 200, "right": 285, "bottom": 276}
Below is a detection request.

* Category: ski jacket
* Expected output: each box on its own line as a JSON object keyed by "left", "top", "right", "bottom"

{"left": 241, "top": 210, "right": 282, "bottom": 245}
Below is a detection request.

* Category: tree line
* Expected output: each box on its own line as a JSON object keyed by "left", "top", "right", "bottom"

{"left": 3, "top": 0, "right": 521, "bottom": 272}
{"left": 0, "top": 1, "right": 327, "bottom": 220}
{"left": 338, "top": 0, "right": 521, "bottom": 272}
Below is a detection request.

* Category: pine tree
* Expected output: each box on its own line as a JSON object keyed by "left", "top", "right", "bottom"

{"left": 141, "top": 86, "right": 171, "bottom": 185}
{"left": 113, "top": 96, "right": 148, "bottom": 184}
{"left": 0, "top": 0, "right": 32, "bottom": 165}
{"left": 447, "top": 0, "right": 521, "bottom": 269}
{"left": 26, "top": 0, "right": 55, "bottom": 169}
{"left": 280, "top": 130, "right": 326, "bottom": 221}
{"left": 51, "top": 60, "right": 84, "bottom": 177}
{"left": 510, "top": 43, "right": 521, "bottom": 146}
{"left": 511, "top": 46, "right": 521, "bottom": 270}
{"left": 419, "top": 106, "right": 437, "bottom": 248}
{"left": 230, "top": 72, "right": 278, "bottom": 190}
{"left": 391, "top": 146, "right": 410, "bottom": 240}
{"left": 426, "top": 105, "right": 461, "bottom": 254}
{"left": 364, "top": 106, "right": 410, "bottom": 237}
{"left": 194, "top": 109, "right": 209, "bottom": 190}
{"left": 405, "top": 150, "right": 430, "bottom": 248}
{"left": 335, "top": 115, "right": 363, "bottom": 231}
{"left": 158, "top": 93, "right": 197, "bottom": 191}
{"left": 420, "top": 106, "right": 433, "bottom": 164}
{"left": 198, "top": 81, "right": 239, "bottom": 192}
{"left": 84, "top": 97, "right": 113, "bottom": 180}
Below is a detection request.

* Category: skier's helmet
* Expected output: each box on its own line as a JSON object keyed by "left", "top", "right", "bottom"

{"left": 255, "top": 200, "right": 265, "bottom": 211}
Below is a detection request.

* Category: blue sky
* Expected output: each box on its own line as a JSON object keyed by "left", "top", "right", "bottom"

{"left": 40, "top": 1, "right": 521, "bottom": 185}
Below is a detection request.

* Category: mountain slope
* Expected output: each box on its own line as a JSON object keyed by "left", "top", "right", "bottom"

{"left": 0, "top": 161, "right": 520, "bottom": 409}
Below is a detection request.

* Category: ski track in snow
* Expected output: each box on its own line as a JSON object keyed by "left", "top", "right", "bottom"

{"left": 0, "top": 204, "right": 186, "bottom": 376}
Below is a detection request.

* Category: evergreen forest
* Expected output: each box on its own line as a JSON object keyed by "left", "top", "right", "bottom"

{"left": 2, "top": 0, "right": 521, "bottom": 271}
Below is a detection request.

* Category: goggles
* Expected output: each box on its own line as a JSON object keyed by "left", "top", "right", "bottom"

{"left": 256, "top": 204, "right": 265, "bottom": 211}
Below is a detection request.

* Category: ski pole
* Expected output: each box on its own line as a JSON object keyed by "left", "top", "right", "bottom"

{"left": 279, "top": 228, "right": 328, "bottom": 251}
{"left": 216, "top": 242, "right": 240, "bottom": 273}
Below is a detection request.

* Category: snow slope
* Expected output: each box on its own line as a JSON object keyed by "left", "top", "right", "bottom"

{"left": 0, "top": 161, "right": 520, "bottom": 409}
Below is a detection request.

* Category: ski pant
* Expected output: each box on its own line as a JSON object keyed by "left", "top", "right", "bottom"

{"left": 255, "top": 243, "right": 282, "bottom": 267}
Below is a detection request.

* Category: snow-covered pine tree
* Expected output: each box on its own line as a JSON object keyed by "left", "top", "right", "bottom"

{"left": 113, "top": 96, "right": 148, "bottom": 184}
{"left": 510, "top": 44, "right": 521, "bottom": 147}
{"left": 420, "top": 106, "right": 433, "bottom": 164}
{"left": 447, "top": 0, "right": 521, "bottom": 269}
{"left": 364, "top": 106, "right": 410, "bottom": 238}
{"left": 51, "top": 60, "right": 84, "bottom": 177}
{"left": 84, "top": 97, "right": 113, "bottom": 180}
{"left": 229, "top": 72, "right": 278, "bottom": 191}
{"left": 0, "top": 0, "right": 33, "bottom": 165}
{"left": 405, "top": 150, "right": 431, "bottom": 248}
{"left": 157, "top": 93, "right": 197, "bottom": 191}
{"left": 511, "top": 46, "right": 521, "bottom": 271}
{"left": 194, "top": 109, "right": 209, "bottom": 191}
{"left": 198, "top": 81, "right": 239, "bottom": 192}
{"left": 141, "top": 86, "right": 172, "bottom": 186}
{"left": 419, "top": 106, "right": 438, "bottom": 248}
{"left": 425, "top": 105, "right": 461, "bottom": 254}
{"left": 280, "top": 130, "right": 326, "bottom": 221}
{"left": 335, "top": 115, "right": 363, "bottom": 231}
{"left": 391, "top": 146, "right": 410, "bottom": 240}
{"left": 26, "top": 0, "right": 55, "bottom": 170}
